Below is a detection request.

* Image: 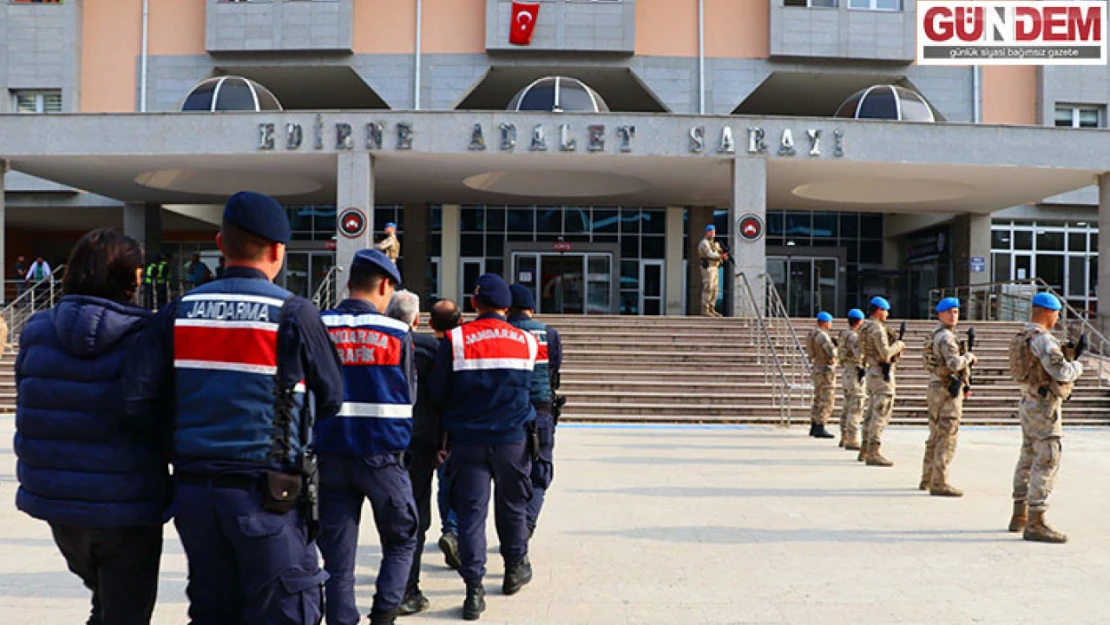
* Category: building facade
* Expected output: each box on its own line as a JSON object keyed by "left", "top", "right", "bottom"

{"left": 1, "top": 0, "right": 1108, "bottom": 319}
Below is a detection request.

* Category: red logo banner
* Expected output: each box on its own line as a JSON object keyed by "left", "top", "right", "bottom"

{"left": 510, "top": 2, "right": 540, "bottom": 46}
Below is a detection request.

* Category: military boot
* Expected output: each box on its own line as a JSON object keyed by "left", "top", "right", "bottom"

{"left": 399, "top": 590, "right": 430, "bottom": 615}
{"left": 438, "top": 532, "right": 462, "bottom": 570}
{"left": 462, "top": 583, "right": 486, "bottom": 621}
{"left": 866, "top": 442, "right": 894, "bottom": 467}
{"left": 812, "top": 424, "right": 835, "bottom": 439}
{"left": 502, "top": 556, "right": 533, "bottom": 595}
{"left": 857, "top": 441, "right": 869, "bottom": 462}
{"left": 929, "top": 483, "right": 963, "bottom": 497}
{"left": 1008, "top": 500, "right": 1028, "bottom": 532}
{"left": 843, "top": 435, "right": 861, "bottom": 451}
{"left": 1023, "top": 510, "right": 1067, "bottom": 544}
{"left": 369, "top": 608, "right": 400, "bottom": 625}
{"left": 808, "top": 423, "right": 817, "bottom": 437}
{"left": 918, "top": 479, "right": 929, "bottom": 491}
{"left": 838, "top": 434, "right": 845, "bottom": 448}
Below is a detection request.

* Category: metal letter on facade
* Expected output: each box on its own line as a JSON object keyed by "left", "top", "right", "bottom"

{"left": 531, "top": 124, "right": 548, "bottom": 151}
{"left": 469, "top": 123, "right": 487, "bottom": 151}
{"left": 834, "top": 129, "right": 845, "bottom": 157}
{"left": 559, "top": 124, "right": 577, "bottom": 152}
{"left": 258, "top": 123, "right": 275, "bottom": 150}
{"left": 689, "top": 126, "right": 705, "bottom": 153}
{"left": 747, "top": 127, "right": 767, "bottom": 154}
{"left": 718, "top": 126, "right": 735, "bottom": 154}
{"left": 286, "top": 123, "right": 303, "bottom": 150}
{"left": 778, "top": 128, "right": 796, "bottom": 156}
{"left": 314, "top": 114, "right": 324, "bottom": 150}
{"left": 335, "top": 123, "right": 353, "bottom": 150}
{"left": 500, "top": 123, "right": 517, "bottom": 151}
{"left": 616, "top": 125, "right": 636, "bottom": 153}
{"left": 366, "top": 122, "right": 384, "bottom": 150}
{"left": 806, "top": 129, "right": 822, "bottom": 157}
{"left": 587, "top": 125, "right": 605, "bottom": 152}
{"left": 397, "top": 123, "right": 414, "bottom": 150}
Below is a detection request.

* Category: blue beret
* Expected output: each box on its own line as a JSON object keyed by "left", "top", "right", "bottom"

{"left": 474, "top": 273, "right": 511, "bottom": 309}
{"left": 847, "top": 308, "right": 865, "bottom": 321}
{"left": 1032, "top": 292, "right": 1062, "bottom": 311}
{"left": 869, "top": 296, "right": 891, "bottom": 311}
{"left": 510, "top": 284, "right": 536, "bottom": 310}
{"left": 817, "top": 312, "right": 833, "bottom": 323}
{"left": 222, "top": 191, "right": 291, "bottom": 244}
{"left": 705, "top": 225, "right": 716, "bottom": 232}
{"left": 351, "top": 249, "right": 402, "bottom": 287}
{"left": 935, "top": 297, "right": 960, "bottom": 313}
{"left": 384, "top": 222, "right": 397, "bottom": 229}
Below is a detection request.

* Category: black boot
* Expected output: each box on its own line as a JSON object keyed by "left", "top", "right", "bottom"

{"left": 502, "top": 556, "right": 533, "bottom": 595}
{"left": 438, "top": 532, "right": 461, "bottom": 570}
{"left": 463, "top": 583, "right": 486, "bottom": 621}
{"left": 369, "top": 608, "right": 400, "bottom": 625}
{"left": 812, "top": 423, "right": 835, "bottom": 439}
{"left": 808, "top": 423, "right": 817, "bottom": 437}
{"left": 398, "top": 590, "right": 429, "bottom": 615}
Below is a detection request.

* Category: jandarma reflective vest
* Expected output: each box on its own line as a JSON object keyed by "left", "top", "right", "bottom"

{"left": 172, "top": 279, "right": 307, "bottom": 467}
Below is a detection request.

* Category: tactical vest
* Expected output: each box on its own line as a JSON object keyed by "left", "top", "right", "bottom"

{"left": 172, "top": 278, "right": 306, "bottom": 467}
{"left": 1008, "top": 327, "right": 1074, "bottom": 399}
{"left": 806, "top": 329, "right": 832, "bottom": 367}
{"left": 144, "top": 263, "right": 156, "bottom": 285}
{"left": 509, "top": 316, "right": 553, "bottom": 405}
{"left": 859, "top": 319, "right": 885, "bottom": 366}
{"left": 922, "top": 326, "right": 951, "bottom": 378}
{"left": 316, "top": 308, "right": 414, "bottom": 455}
{"left": 156, "top": 261, "right": 169, "bottom": 285}
{"left": 837, "top": 329, "right": 862, "bottom": 366}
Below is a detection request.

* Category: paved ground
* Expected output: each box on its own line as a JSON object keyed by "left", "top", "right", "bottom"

{"left": 2, "top": 419, "right": 1110, "bottom": 624}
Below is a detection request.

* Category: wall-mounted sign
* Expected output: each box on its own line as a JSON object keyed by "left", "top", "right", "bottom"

{"left": 737, "top": 214, "right": 765, "bottom": 242}
{"left": 324, "top": 240, "right": 337, "bottom": 251}
{"left": 970, "top": 256, "right": 986, "bottom": 273}
{"left": 553, "top": 241, "right": 572, "bottom": 252}
{"left": 338, "top": 207, "right": 367, "bottom": 239}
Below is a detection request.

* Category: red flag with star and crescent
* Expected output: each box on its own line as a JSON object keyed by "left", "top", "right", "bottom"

{"left": 509, "top": 1, "right": 540, "bottom": 46}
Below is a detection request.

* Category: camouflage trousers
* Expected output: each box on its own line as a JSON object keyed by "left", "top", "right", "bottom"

{"left": 700, "top": 266, "right": 719, "bottom": 316}
{"left": 1013, "top": 392, "right": 1065, "bottom": 512}
{"left": 810, "top": 368, "right": 836, "bottom": 425}
{"left": 839, "top": 375, "right": 866, "bottom": 441}
{"left": 863, "top": 391, "right": 895, "bottom": 444}
{"left": 921, "top": 382, "right": 964, "bottom": 488}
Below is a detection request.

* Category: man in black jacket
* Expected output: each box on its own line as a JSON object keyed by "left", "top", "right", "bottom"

{"left": 391, "top": 294, "right": 461, "bottom": 615}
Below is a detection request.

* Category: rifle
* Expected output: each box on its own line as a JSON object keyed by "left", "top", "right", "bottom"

{"left": 966, "top": 326, "right": 976, "bottom": 389}
{"left": 1067, "top": 332, "right": 1089, "bottom": 361}
{"left": 880, "top": 320, "right": 907, "bottom": 383}
{"left": 714, "top": 241, "right": 735, "bottom": 268}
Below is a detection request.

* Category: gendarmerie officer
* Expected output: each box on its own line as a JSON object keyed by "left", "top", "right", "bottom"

{"left": 316, "top": 249, "right": 419, "bottom": 625}
{"left": 123, "top": 190, "right": 344, "bottom": 624}
{"left": 508, "top": 284, "right": 563, "bottom": 538}
{"left": 430, "top": 274, "right": 538, "bottom": 621}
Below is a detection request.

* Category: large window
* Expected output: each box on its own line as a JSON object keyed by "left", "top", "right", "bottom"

{"left": 992, "top": 220, "right": 1098, "bottom": 315}
{"left": 785, "top": 0, "right": 838, "bottom": 7}
{"left": 13, "top": 90, "right": 61, "bottom": 113}
{"left": 848, "top": 0, "right": 901, "bottom": 9}
{"left": 1054, "top": 105, "right": 1101, "bottom": 128}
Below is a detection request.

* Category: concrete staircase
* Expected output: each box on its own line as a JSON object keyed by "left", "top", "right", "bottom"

{"left": 1, "top": 315, "right": 1108, "bottom": 427}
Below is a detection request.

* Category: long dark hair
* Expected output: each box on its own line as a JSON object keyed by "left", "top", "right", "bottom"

{"left": 62, "top": 229, "right": 144, "bottom": 303}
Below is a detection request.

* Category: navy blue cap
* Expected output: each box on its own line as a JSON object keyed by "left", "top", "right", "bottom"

{"left": 384, "top": 222, "right": 397, "bottom": 230}
{"left": 510, "top": 284, "right": 536, "bottom": 310}
{"left": 474, "top": 273, "right": 512, "bottom": 309}
{"left": 222, "top": 191, "right": 291, "bottom": 244}
{"left": 1032, "top": 292, "right": 1062, "bottom": 311}
{"left": 351, "top": 249, "right": 402, "bottom": 287}
{"left": 847, "top": 308, "right": 865, "bottom": 321}
{"left": 936, "top": 297, "right": 960, "bottom": 313}
{"left": 817, "top": 311, "right": 833, "bottom": 323}
{"left": 705, "top": 224, "right": 716, "bottom": 232}
{"left": 870, "top": 296, "right": 891, "bottom": 311}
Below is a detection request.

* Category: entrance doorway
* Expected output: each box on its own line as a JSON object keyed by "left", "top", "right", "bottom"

{"left": 281, "top": 251, "right": 335, "bottom": 299}
{"left": 509, "top": 252, "right": 615, "bottom": 314}
{"left": 767, "top": 256, "right": 838, "bottom": 317}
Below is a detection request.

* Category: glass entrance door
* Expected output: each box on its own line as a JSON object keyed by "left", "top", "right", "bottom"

{"left": 767, "top": 256, "right": 838, "bottom": 317}
{"left": 281, "top": 251, "right": 335, "bottom": 299}
{"left": 639, "top": 260, "right": 664, "bottom": 316}
{"left": 510, "top": 252, "right": 614, "bottom": 314}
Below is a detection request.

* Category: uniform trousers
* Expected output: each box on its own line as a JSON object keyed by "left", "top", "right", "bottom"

{"left": 403, "top": 446, "right": 438, "bottom": 597}
{"left": 525, "top": 412, "right": 556, "bottom": 531}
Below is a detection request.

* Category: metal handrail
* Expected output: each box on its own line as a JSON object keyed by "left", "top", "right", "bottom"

{"left": 738, "top": 273, "right": 795, "bottom": 425}
{"left": 1, "top": 264, "right": 66, "bottom": 347}
{"left": 312, "top": 265, "right": 345, "bottom": 310}
{"left": 760, "top": 273, "right": 813, "bottom": 377}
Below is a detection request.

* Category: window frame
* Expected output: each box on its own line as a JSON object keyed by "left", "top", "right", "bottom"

{"left": 847, "top": 0, "right": 901, "bottom": 11}
{"left": 1054, "top": 104, "right": 1102, "bottom": 128}
{"left": 12, "top": 89, "right": 62, "bottom": 114}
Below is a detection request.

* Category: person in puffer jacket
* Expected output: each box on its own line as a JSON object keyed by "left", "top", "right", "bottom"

{"left": 15, "top": 228, "right": 170, "bottom": 625}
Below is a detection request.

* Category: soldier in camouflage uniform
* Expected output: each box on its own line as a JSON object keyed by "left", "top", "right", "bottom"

{"left": 837, "top": 308, "right": 867, "bottom": 451}
{"left": 375, "top": 222, "right": 401, "bottom": 263}
{"left": 919, "top": 297, "right": 977, "bottom": 497}
{"left": 1007, "top": 292, "right": 1083, "bottom": 544}
{"left": 805, "top": 312, "right": 837, "bottom": 440}
{"left": 858, "top": 296, "right": 904, "bottom": 467}
{"left": 697, "top": 225, "right": 727, "bottom": 317}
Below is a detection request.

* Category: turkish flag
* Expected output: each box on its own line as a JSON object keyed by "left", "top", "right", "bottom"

{"left": 509, "top": 1, "right": 540, "bottom": 46}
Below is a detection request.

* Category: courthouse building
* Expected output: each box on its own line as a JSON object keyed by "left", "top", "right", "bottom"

{"left": 1, "top": 0, "right": 1109, "bottom": 318}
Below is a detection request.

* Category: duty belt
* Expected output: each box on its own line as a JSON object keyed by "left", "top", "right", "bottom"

{"left": 532, "top": 401, "right": 554, "bottom": 414}
{"left": 177, "top": 472, "right": 261, "bottom": 491}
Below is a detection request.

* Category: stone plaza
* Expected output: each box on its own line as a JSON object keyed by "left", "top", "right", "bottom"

{"left": 2, "top": 418, "right": 1109, "bottom": 625}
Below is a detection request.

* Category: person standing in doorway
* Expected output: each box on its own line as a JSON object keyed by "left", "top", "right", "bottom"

{"left": 698, "top": 225, "right": 727, "bottom": 317}
{"left": 376, "top": 222, "right": 401, "bottom": 263}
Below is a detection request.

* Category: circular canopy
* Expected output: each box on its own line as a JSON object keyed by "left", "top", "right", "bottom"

{"left": 180, "top": 76, "right": 283, "bottom": 112}
{"left": 834, "top": 85, "right": 935, "bottom": 122}
{"left": 507, "top": 76, "right": 610, "bottom": 113}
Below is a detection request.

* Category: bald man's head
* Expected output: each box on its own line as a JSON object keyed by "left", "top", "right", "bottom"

{"left": 430, "top": 299, "right": 461, "bottom": 336}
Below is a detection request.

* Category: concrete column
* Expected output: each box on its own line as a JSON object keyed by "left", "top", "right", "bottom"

{"left": 664, "top": 206, "right": 685, "bottom": 315}
{"left": 124, "top": 202, "right": 163, "bottom": 260}
{"left": 335, "top": 152, "right": 374, "bottom": 273}
{"left": 440, "top": 204, "right": 461, "bottom": 304}
{"left": 686, "top": 206, "right": 714, "bottom": 315}
{"left": 1098, "top": 175, "right": 1110, "bottom": 334}
{"left": 401, "top": 202, "right": 429, "bottom": 306}
{"left": 730, "top": 159, "right": 767, "bottom": 317}
{"left": 0, "top": 160, "right": 6, "bottom": 303}
{"left": 953, "top": 213, "right": 992, "bottom": 287}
